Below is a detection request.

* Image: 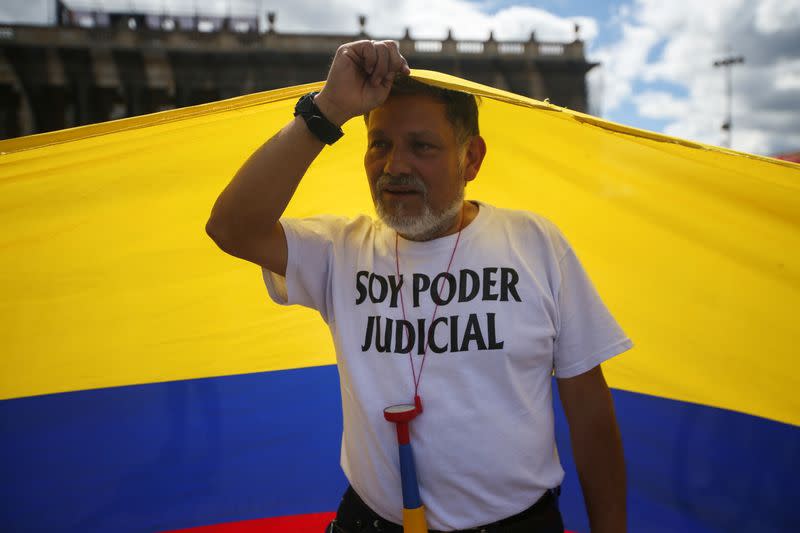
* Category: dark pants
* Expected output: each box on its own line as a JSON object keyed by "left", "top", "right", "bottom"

{"left": 326, "top": 485, "right": 565, "bottom": 533}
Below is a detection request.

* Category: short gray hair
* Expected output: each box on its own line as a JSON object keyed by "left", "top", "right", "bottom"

{"left": 364, "top": 77, "right": 481, "bottom": 147}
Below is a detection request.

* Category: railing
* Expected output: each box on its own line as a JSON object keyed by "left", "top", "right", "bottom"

{"left": 414, "top": 40, "right": 443, "bottom": 53}
{"left": 498, "top": 43, "right": 524, "bottom": 54}
{"left": 456, "top": 41, "right": 483, "bottom": 54}
{"left": 539, "top": 44, "right": 565, "bottom": 56}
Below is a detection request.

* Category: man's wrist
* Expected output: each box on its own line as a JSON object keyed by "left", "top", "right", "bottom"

{"left": 313, "top": 92, "right": 350, "bottom": 128}
{"left": 294, "top": 91, "right": 345, "bottom": 145}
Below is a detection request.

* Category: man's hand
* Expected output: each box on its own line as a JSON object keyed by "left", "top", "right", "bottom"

{"left": 314, "top": 40, "right": 411, "bottom": 127}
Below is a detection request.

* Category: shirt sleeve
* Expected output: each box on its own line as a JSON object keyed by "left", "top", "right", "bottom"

{"left": 552, "top": 245, "right": 633, "bottom": 379}
{"left": 261, "top": 215, "right": 347, "bottom": 324}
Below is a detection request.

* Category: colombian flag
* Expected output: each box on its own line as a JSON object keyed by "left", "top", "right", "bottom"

{"left": 1, "top": 71, "right": 798, "bottom": 532}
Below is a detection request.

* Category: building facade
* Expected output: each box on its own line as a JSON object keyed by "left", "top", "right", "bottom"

{"left": 0, "top": 2, "right": 597, "bottom": 140}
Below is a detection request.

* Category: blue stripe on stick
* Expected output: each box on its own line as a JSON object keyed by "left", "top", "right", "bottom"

{"left": 398, "top": 443, "right": 422, "bottom": 509}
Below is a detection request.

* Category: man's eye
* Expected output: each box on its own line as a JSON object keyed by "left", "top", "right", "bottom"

{"left": 415, "top": 142, "right": 435, "bottom": 151}
{"left": 370, "top": 140, "right": 388, "bottom": 149}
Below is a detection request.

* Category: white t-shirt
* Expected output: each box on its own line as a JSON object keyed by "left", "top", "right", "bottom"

{"left": 262, "top": 201, "right": 632, "bottom": 531}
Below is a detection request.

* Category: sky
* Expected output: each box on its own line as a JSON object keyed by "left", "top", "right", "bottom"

{"left": 1, "top": 0, "right": 799, "bottom": 156}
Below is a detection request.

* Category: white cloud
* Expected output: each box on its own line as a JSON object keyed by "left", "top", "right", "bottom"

{"left": 755, "top": 0, "right": 800, "bottom": 34}
{"left": 588, "top": 22, "right": 659, "bottom": 111}
{"left": 633, "top": 91, "right": 689, "bottom": 120}
{"left": 0, "top": 0, "right": 50, "bottom": 25}
{"left": 588, "top": 0, "right": 800, "bottom": 155}
{"left": 487, "top": 6, "right": 597, "bottom": 41}
{"left": 775, "top": 59, "right": 800, "bottom": 90}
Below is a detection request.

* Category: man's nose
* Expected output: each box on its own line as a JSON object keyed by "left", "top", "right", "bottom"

{"left": 383, "top": 146, "right": 412, "bottom": 176}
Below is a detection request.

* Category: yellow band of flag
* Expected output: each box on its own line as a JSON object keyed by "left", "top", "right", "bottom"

{"left": 1, "top": 71, "right": 798, "bottom": 428}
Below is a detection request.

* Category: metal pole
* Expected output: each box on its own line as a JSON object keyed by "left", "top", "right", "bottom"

{"left": 724, "top": 61, "right": 732, "bottom": 148}
{"left": 713, "top": 55, "right": 744, "bottom": 148}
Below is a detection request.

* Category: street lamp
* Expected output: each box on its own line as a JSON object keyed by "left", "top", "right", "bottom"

{"left": 713, "top": 54, "right": 744, "bottom": 149}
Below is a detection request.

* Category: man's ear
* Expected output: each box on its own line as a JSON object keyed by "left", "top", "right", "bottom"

{"left": 463, "top": 135, "right": 487, "bottom": 184}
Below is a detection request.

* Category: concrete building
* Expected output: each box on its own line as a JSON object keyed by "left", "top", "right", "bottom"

{"left": 0, "top": 1, "right": 597, "bottom": 140}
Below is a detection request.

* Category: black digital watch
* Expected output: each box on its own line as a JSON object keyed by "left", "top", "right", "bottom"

{"left": 293, "top": 91, "right": 344, "bottom": 145}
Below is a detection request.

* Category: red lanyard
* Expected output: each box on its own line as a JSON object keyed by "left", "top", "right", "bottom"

{"left": 394, "top": 203, "right": 465, "bottom": 406}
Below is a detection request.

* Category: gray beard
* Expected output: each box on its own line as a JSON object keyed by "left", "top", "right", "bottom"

{"left": 373, "top": 175, "right": 464, "bottom": 241}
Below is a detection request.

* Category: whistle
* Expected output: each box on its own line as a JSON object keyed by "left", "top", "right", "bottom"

{"left": 383, "top": 399, "right": 428, "bottom": 533}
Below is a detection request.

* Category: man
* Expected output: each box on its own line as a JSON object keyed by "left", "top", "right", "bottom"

{"left": 206, "top": 40, "right": 631, "bottom": 533}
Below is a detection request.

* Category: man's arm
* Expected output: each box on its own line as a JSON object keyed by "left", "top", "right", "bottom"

{"left": 557, "top": 365, "right": 626, "bottom": 533}
{"left": 205, "top": 40, "right": 410, "bottom": 276}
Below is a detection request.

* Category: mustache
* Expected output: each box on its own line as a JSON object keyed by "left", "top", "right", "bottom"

{"left": 376, "top": 174, "right": 426, "bottom": 193}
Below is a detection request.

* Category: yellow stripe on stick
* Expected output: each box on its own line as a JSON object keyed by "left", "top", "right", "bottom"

{"left": 402, "top": 505, "right": 428, "bottom": 533}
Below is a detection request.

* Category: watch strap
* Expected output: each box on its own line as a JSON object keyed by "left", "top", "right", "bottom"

{"left": 294, "top": 91, "right": 344, "bottom": 145}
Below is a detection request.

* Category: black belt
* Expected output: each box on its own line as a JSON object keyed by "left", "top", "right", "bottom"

{"left": 329, "top": 485, "right": 564, "bottom": 533}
